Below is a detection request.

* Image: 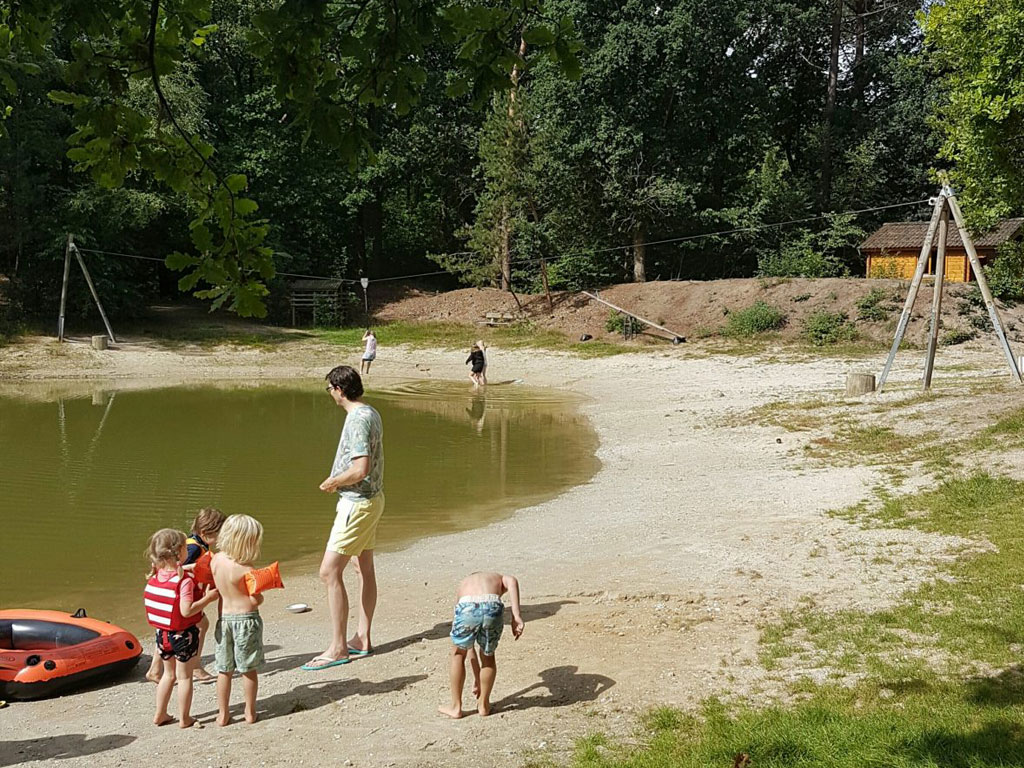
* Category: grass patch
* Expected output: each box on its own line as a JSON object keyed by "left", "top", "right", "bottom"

{"left": 570, "top": 685, "right": 1024, "bottom": 768}
{"left": 723, "top": 301, "right": 787, "bottom": 338}
{"left": 806, "top": 425, "right": 921, "bottom": 462}
{"left": 570, "top": 473, "right": 1024, "bottom": 767}
{"left": 314, "top": 321, "right": 632, "bottom": 358}
{"left": 729, "top": 398, "right": 834, "bottom": 432}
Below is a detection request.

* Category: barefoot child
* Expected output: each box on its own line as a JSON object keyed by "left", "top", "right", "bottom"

{"left": 143, "top": 529, "right": 220, "bottom": 728}
{"left": 466, "top": 344, "right": 485, "bottom": 387}
{"left": 438, "top": 572, "right": 523, "bottom": 719}
{"left": 210, "top": 514, "right": 265, "bottom": 725}
{"left": 146, "top": 507, "right": 226, "bottom": 685}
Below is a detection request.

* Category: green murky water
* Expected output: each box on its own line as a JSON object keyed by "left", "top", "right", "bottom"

{"left": 0, "top": 380, "right": 598, "bottom": 633}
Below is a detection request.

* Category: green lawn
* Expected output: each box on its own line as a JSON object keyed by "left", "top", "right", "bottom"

{"left": 313, "top": 321, "right": 632, "bottom": 358}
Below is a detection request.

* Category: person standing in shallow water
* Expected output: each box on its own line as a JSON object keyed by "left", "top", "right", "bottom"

{"left": 303, "top": 365, "right": 385, "bottom": 671}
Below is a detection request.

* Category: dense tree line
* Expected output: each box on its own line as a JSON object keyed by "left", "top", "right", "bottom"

{"left": 0, "top": 0, "right": 1021, "bottom": 325}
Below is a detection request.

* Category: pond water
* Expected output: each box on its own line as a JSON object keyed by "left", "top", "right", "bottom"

{"left": 0, "top": 380, "right": 599, "bottom": 633}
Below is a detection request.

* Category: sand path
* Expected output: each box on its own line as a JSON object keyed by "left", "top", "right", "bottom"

{"left": 0, "top": 338, "right": 971, "bottom": 767}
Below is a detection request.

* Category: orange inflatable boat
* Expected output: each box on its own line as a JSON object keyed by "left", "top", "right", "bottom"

{"left": 0, "top": 609, "right": 142, "bottom": 700}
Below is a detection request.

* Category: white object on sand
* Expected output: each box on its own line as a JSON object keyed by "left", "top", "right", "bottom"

{"left": 285, "top": 603, "right": 310, "bottom": 614}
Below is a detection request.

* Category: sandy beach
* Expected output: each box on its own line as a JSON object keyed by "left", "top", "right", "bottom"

{"left": 0, "top": 335, "right": 992, "bottom": 767}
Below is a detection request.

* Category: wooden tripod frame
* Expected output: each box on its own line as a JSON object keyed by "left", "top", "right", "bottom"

{"left": 876, "top": 187, "right": 1020, "bottom": 392}
{"left": 56, "top": 234, "right": 117, "bottom": 344}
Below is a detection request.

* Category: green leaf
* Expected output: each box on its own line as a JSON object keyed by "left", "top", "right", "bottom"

{"left": 522, "top": 26, "right": 555, "bottom": 46}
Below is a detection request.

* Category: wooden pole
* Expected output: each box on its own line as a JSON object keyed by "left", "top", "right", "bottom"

{"left": 922, "top": 205, "right": 949, "bottom": 390}
{"left": 876, "top": 196, "right": 946, "bottom": 393}
{"left": 947, "top": 193, "right": 1021, "bottom": 383}
{"left": 57, "top": 233, "right": 73, "bottom": 342}
{"left": 72, "top": 245, "right": 117, "bottom": 344}
{"left": 540, "top": 258, "right": 553, "bottom": 313}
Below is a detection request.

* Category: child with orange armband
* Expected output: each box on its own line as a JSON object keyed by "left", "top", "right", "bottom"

{"left": 210, "top": 514, "right": 267, "bottom": 726}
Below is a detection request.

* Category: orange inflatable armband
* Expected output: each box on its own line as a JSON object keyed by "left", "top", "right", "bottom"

{"left": 192, "top": 551, "right": 214, "bottom": 586}
{"left": 244, "top": 562, "right": 283, "bottom": 596}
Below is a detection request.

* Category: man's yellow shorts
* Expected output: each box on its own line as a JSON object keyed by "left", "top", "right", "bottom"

{"left": 327, "top": 493, "right": 386, "bottom": 556}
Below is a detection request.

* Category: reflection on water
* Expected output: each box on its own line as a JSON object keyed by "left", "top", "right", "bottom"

{"left": 0, "top": 380, "right": 598, "bottom": 632}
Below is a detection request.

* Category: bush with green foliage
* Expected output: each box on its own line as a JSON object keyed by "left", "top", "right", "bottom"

{"left": 855, "top": 288, "right": 893, "bottom": 322}
{"left": 723, "top": 301, "right": 787, "bottom": 337}
{"left": 986, "top": 242, "right": 1024, "bottom": 302}
{"left": 604, "top": 310, "right": 625, "bottom": 334}
{"left": 941, "top": 327, "right": 975, "bottom": 346}
{"left": 803, "top": 310, "right": 857, "bottom": 345}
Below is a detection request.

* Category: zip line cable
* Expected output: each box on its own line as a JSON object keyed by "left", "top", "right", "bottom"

{"left": 507, "top": 198, "right": 932, "bottom": 267}
{"left": 73, "top": 197, "right": 931, "bottom": 283}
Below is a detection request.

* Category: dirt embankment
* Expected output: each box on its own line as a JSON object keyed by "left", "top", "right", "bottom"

{"left": 373, "top": 278, "right": 1024, "bottom": 346}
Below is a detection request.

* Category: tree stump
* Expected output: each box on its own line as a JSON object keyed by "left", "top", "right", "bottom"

{"left": 845, "top": 372, "right": 875, "bottom": 396}
{"left": 91, "top": 335, "right": 109, "bottom": 351}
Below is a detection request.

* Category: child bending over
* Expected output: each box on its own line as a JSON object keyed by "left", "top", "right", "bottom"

{"left": 143, "top": 529, "right": 220, "bottom": 728}
{"left": 438, "top": 571, "right": 523, "bottom": 719}
{"left": 211, "top": 514, "right": 265, "bottom": 726}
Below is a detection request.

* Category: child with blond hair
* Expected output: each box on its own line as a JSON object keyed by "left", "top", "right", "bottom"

{"left": 147, "top": 507, "right": 226, "bottom": 685}
{"left": 143, "top": 529, "right": 220, "bottom": 728}
{"left": 210, "top": 514, "right": 265, "bottom": 725}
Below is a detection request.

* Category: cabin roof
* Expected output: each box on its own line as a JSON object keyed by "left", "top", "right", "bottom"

{"left": 861, "top": 218, "right": 1024, "bottom": 252}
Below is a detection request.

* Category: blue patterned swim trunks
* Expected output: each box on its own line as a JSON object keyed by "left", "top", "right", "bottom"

{"left": 450, "top": 594, "right": 504, "bottom": 656}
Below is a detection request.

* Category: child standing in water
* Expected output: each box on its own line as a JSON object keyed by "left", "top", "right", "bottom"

{"left": 466, "top": 344, "right": 485, "bottom": 387}
{"left": 144, "top": 529, "right": 220, "bottom": 728}
{"left": 438, "top": 571, "right": 523, "bottom": 719}
{"left": 211, "top": 514, "right": 266, "bottom": 726}
{"left": 146, "top": 507, "right": 225, "bottom": 684}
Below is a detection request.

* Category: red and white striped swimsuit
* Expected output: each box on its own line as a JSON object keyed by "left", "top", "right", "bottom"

{"left": 144, "top": 568, "right": 198, "bottom": 631}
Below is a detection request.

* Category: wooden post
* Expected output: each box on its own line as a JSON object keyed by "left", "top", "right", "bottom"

{"left": 72, "top": 245, "right": 117, "bottom": 344}
{"left": 91, "top": 335, "right": 108, "bottom": 351}
{"left": 876, "top": 196, "right": 945, "bottom": 393}
{"left": 57, "top": 234, "right": 73, "bottom": 341}
{"left": 946, "top": 193, "right": 1021, "bottom": 383}
{"left": 846, "top": 372, "right": 876, "bottom": 396}
{"left": 540, "top": 258, "right": 553, "bottom": 313}
{"left": 923, "top": 206, "right": 949, "bottom": 390}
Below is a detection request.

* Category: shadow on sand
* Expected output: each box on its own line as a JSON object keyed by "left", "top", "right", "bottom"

{"left": 494, "top": 665, "right": 615, "bottom": 712}
{"left": 1, "top": 734, "right": 135, "bottom": 767}
{"left": 194, "top": 674, "right": 427, "bottom": 723}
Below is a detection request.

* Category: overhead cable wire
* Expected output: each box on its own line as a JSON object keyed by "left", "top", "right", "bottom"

{"left": 507, "top": 198, "right": 932, "bottom": 266}
{"left": 74, "top": 197, "right": 929, "bottom": 282}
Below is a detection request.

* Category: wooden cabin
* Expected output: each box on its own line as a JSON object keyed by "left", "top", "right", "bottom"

{"left": 861, "top": 218, "right": 1024, "bottom": 282}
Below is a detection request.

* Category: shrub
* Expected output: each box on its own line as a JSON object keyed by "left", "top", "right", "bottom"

{"left": 941, "top": 328, "right": 976, "bottom": 346}
{"left": 792, "top": 293, "right": 812, "bottom": 303}
{"left": 855, "top": 288, "right": 892, "bottom": 322}
{"left": 605, "top": 310, "right": 626, "bottom": 334}
{"left": 723, "top": 301, "right": 787, "bottom": 337}
{"left": 987, "top": 241, "right": 1024, "bottom": 302}
{"left": 804, "top": 310, "right": 857, "bottom": 345}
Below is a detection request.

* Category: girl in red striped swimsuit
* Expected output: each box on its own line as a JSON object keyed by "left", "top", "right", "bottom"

{"left": 144, "top": 529, "right": 220, "bottom": 728}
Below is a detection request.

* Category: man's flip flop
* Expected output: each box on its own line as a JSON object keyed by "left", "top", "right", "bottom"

{"left": 347, "top": 647, "right": 373, "bottom": 657}
{"left": 301, "top": 656, "right": 351, "bottom": 671}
